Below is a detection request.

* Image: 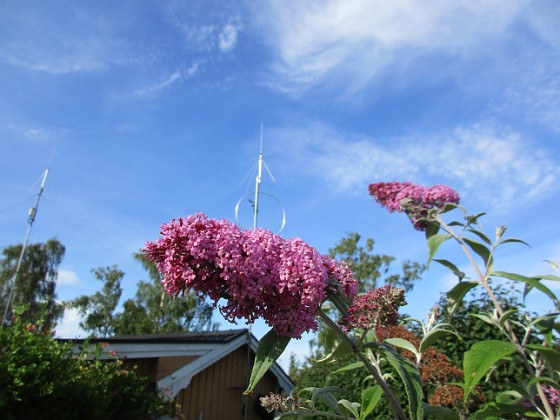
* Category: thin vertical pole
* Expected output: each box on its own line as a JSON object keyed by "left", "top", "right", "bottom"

{"left": 253, "top": 124, "right": 264, "bottom": 230}
{"left": 2, "top": 169, "right": 49, "bottom": 327}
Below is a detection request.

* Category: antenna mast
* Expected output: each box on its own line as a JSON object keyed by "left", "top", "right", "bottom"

{"left": 2, "top": 169, "right": 49, "bottom": 327}
{"left": 253, "top": 124, "right": 264, "bottom": 230}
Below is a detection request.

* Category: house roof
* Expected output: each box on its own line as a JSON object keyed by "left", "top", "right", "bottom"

{"left": 62, "top": 328, "right": 248, "bottom": 345}
{"left": 59, "top": 328, "right": 295, "bottom": 397}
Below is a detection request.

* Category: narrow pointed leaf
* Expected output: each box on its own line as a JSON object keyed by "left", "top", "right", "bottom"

{"left": 330, "top": 361, "right": 364, "bottom": 375}
{"left": 420, "top": 327, "right": 461, "bottom": 353}
{"left": 527, "top": 376, "right": 560, "bottom": 390}
{"left": 535, "top": 274, "right": 560, "bottom": 282}
{"left": 498, "top": 309, "right": 518, "bottom": 330}
{"left": 447, "top": 281, "right": 478, "bottom": 314}
{"left": 433, "top": 259, "right": 465, "bottom": 281}
{"left": 427, "top": 234, "right": 451, "bottom": 267}
{"left": 245, "top": 329, "right": 290, "bottom": 394}
{"left": 367, "top": 343, "right": 423, "bottom": 420}
{"left": 440, "top": 203, "right": 466, "bottom": 214}
{"left": 499, "top": 238, "right": 530, "bottom": 247}
{"left": 467, "top": 228, "right": 492, "bottom": 245}
{"left": 425, "top": 221, "right": 440, "bottom": 239}
{"left": 463, "top": 340, "right": 516, "bottom": 401}
{"left": 310, "top": 386, "right": 346, "bottom": 413}
{"left": 463, "top": 237, "right": 493, "bottom": 268}
{"left": 384, "top": 337, "right": 418, "bottom": 356}
{"left": 315, "top": 338, "right": 352, "bottom": 363}
{"left": 360, "top": 386, "right": 383, "bottom": 420}
{"left": 466, "top": 212, "right": 486, "bottom": 225}
{"left": 491, "top": 271, "right": 559, "bottom": 305}
{"left": 338, "top": 399, "right": 360, "bottom": 419}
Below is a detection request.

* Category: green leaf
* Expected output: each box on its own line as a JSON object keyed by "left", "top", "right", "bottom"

{"left": 439, "top": 203, "right": 466, "bottom": 214}
{"left": 309, "top": 386, "right": 347, "bottom": 413}
{"left": 498, "top": 308, "right": 518, "bottom": 330}
{"left": 338, "top": 399, "right": 360, "bottom": 419}
{"left": 470, "top": 312, "right": 496, "bottom": 326}
{"left": 367, "top": 342, "right": 423, "bottom": 420}
{"left": 427, "top": 234, "right": 452, "bottom": 267}
{"left": 422, "top": 404, "right": 460, "bottom": 420}
{"left": 491, "top": 271, "right": 559, "bottom": 305}
{"left": 330, "top": 361, "right": 364, "bottom": 375}
{"left": 384, "top": 337, "right": 418, "bottom": 357}
{"left": 425, "top": 221, "right": 440, "bottom": 239}
{"left": 527, "top": 376, "right": 560, "bottom": 390}
{"left": 463, "top": 237, "right": 493, "bottom": 269}
{"left": 535, "top": 274, "right": 560, "bottom": 282}
{"left": 463, "top": 340, "right": 516, "bottom": 401}
{"left": 467, "top": 228, "right": 492, "bottom": 245}
{"left": 360, "top": 386, "right": 383, "bottom": 420}
{"left": 498, "top": 238, "right": 530, "bottom": 247}
{"left": 466, "top": 212, "right": 486, "bottom": 225}
{"left": 495, "top": 390, "right": 522, "bottom": 405}
{"left": 433, "top": 259, "right": 465, "bottom": 281}
{"left": 420, "top": 326, "right": 461, "bottom": 353}
{"left": 244, "top": 329, "right": 290, "bottom": 394}
{"left": 471, "top": 402, "right": 541, "bottom": 419}
{"left": 526, "top": 344, "right": 560, "bottom": 371}
{"left": 315, "top": 338, "right": 352, "bottom": 363}
{"left": 447, "top": 281, "right": 478, "bottom": 315}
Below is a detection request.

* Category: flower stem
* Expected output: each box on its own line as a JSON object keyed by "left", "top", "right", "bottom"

{"left": 317, "top": 311, "right": 409, "bottom": 420}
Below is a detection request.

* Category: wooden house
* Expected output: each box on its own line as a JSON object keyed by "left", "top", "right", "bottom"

{"left": 66, "top": 329, "right": 294, "bottom": 420}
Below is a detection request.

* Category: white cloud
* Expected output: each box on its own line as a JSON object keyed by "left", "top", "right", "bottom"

{"left": 219, "top": 22, "right": 240, "bottom": 52}
{"left": 255, "top": 0, "right": 527, "bottom": 94}
{"left": 132, "top": 62, "right": 201, "bottom": 98}
{"left": 58, "top": 269, "right": 80, "bottom": 286}
{"left": 55, "top": 307, "right": 86, "bottom": 338}
{"left": 268, "top": 122, "right": 559, "bottom": 209}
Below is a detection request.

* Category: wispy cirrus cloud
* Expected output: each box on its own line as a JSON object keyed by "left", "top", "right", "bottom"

{"left": 268, "top": 122, "right": 559, "bottom": 210}
{"left": 255, "top": 1, "right": 525, "bottom": 94}
{"left": 132, "top": 62, "right": 201, "bottom": 98}
{"left": 161, "top": 1, "right": 243, "bottom": 53}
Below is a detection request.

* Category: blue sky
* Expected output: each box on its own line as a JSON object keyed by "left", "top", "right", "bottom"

{"left": 1, "top": 1, "right": 559, "bottom": 369}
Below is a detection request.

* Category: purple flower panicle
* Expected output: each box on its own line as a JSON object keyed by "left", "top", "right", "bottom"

{"left": 369, "top": 181, "right": 460, "bottom": 230}
{"left": 144, "top": 213, "right": 357, "bottom": 338}
{"left": 341, "top": 285, "right": 407, "bottom": 331}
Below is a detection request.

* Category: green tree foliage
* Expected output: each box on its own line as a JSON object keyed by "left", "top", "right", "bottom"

{"left": 0, "top": 306, "right": 175, "bottom": 419}
{"left": 434, "top": 283, "right": 539, "bottom": 400}
{"left": 113, "top": 253, "right": 217, "bottom": 335}
{"left": 71, "top": 265, "right": 123, "bottom": 337}
{"left": 0, "top": 238, "right": 65, "bottom": 328}
{"left": 328, "top": 232, "right": 424, "bottom": 293}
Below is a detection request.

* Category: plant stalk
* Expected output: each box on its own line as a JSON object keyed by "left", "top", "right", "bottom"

{"left": 317, "top": 311, "right": 409, "bottom": 420}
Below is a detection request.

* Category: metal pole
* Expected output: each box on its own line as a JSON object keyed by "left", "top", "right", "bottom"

{"left": 253, "top": 124, "right": 263, "bottom": 230}
{"left": 2, "top": 169, "right": 48, "bottom": 326}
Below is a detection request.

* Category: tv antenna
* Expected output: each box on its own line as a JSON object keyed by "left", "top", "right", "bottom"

{"left": 235, "top": 124, "right": 286, "bottom": 232}
{"left": 2, "top": 169, "right": 49, "bottom": 327}
{"left": 236, "top": 125, "right": 286, "bottom": 420}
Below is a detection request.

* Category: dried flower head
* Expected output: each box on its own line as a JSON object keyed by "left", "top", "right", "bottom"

{"left": 341, "top": 285, "right": 407, "bottom": 331}
{"left": 259, "top": 392, "right": 300, "bottom": 413}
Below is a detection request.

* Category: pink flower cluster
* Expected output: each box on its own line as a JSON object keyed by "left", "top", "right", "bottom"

{"left": 369, "top": 181, "right": 460, "bottom": 230}
{"left": 143, "top": 213, "right": 357, "bottom": 338}
{"left": 341, "top": 285, "right": 407, "bottom": 331}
